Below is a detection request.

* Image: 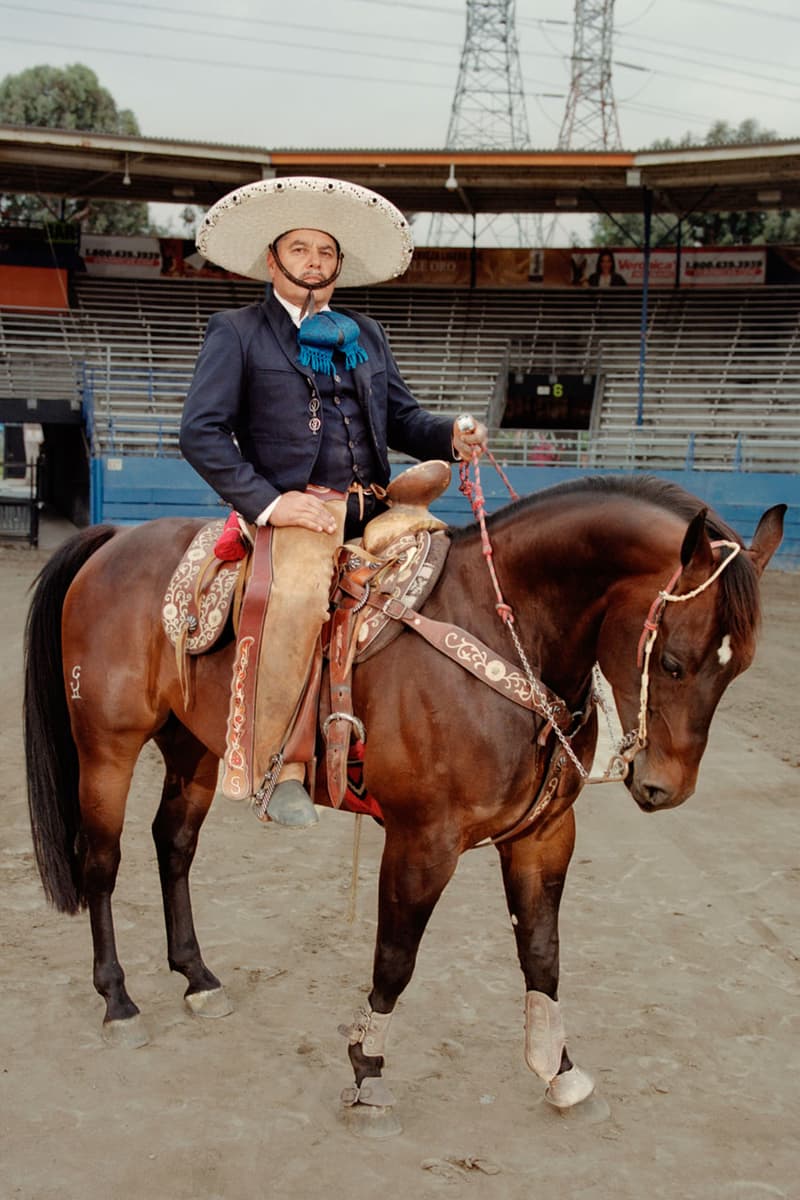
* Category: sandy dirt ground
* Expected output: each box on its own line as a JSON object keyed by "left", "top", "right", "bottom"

{"left": 1, "top": 518, "right": 798, "bottom": 1200}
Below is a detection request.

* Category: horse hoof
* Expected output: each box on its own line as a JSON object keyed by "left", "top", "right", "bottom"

{"left": 184, "top": 986, "right": 234, "bottom": 1018}
{"left": 544, "top": 1069, "right": 610, "bottom": 1123}
{"left": 545, "top": 1065, "right": 596, "bottom": 1109}
{"left": 340, "top": 1102, "right": 403, "bottom": 1139}
{"left": 102, "top": 1014, "right": 150, "bottom": 1049}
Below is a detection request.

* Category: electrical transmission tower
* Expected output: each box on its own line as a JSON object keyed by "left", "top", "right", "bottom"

{"left": 428, "top": 0, "right": 534, "bottom": 247}
{"left": 558, "top": 0, "right": 622, "bottom": 150}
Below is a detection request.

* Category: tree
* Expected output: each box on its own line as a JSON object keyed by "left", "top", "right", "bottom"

{"left": 0, "top": 63, "right": 151, "bottom": 234}
{"left": 590, "top": 119, "right": 798, "bottom": 248}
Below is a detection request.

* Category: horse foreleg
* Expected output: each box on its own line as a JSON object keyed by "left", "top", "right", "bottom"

{"left": 152, "top": 725, "right": 232, "bottom": 1019}
{"left": 341, "top": 832, "right": 459, "bottom": 1129}
{"left": 498, "top": 809, "right": 594, "bottom": 1108}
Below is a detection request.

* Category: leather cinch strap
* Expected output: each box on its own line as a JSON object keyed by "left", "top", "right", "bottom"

{"left": 337, "top": 576, "right": 574, "bottom": 734}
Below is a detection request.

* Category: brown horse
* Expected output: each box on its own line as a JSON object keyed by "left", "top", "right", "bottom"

{"left": 24, "top": 474, "right": 784, "bottom": 1130}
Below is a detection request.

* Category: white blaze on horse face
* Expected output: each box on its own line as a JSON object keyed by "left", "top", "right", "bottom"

{"left": 717, "top": 634, "right": 733, "bottom": 666}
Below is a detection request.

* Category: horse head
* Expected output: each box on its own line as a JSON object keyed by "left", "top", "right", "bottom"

{"left": 597, "top": 503, "right": 785, "bottom": 813}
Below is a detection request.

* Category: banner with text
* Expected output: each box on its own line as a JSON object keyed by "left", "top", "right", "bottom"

{"left": 564, "top": 247, "right": 766, "bottom": 288}
{"left": 65, "top": 236, "right": 778, "bottom": 288}
{"left": 81, "top": 235, "right": 163, "bottom": 278}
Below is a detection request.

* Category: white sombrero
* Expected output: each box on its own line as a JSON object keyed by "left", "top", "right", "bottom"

{"left": 196, "top": 176, "right": 414, "bottom": 287}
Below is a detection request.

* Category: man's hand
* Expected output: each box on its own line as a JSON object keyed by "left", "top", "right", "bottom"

{"left": 270, "top": 491, "right": 338, "bottom": 534}
{"left": 452, "top": 413, "right": 489, "bottom": 461}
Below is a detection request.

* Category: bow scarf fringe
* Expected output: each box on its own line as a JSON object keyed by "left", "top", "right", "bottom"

{"left": 297, "top": 311, "right": 369, "bottom": 377}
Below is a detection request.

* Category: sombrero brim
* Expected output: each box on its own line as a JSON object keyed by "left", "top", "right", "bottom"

{"left": 196, "top": 176, "right": 414, "bottom": 287}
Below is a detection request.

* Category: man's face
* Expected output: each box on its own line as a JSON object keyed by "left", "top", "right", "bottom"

{"left": 266, "top": 228, "right": 340, "bottom": 308}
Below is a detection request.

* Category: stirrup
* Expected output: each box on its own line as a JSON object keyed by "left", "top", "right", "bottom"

{"left": 262, "top": 779, "right": 319, "bottom": 828}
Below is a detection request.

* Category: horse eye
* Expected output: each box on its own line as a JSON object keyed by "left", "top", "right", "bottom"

{"left": 661, "top": 654, "right": 683, "bottom": 680}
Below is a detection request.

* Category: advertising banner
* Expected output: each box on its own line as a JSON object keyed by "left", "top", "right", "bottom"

{"left": 81, "top": 235, "right": 163, "bottom": 278}
{"left": 566, "top": 247, "right": 766, "bottom": 289}
{"left": 389, "top": 247, "right": 473, "bottom": 288}
{"left": 61, "top": 231, "right": 779, "bottom": 288}
{"left": 393, "top": 246, "right": 767, "bottom": 289}
{"left": 390, "top": 247, "right": 543, "bottom": 288}
{"left": 679, "top": 248, "right": 766, "bottom": 286}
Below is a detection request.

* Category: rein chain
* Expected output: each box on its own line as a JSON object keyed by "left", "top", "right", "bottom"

{"left": 458, "top": 452, "right": 598, "bottom": 781}
{"left": 458, "top": 452, "right": 743, "bottom": 785}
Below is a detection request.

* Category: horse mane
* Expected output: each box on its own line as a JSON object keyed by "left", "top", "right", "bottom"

{"left": 452, "top": 473, "right": 761, "bottom": 641}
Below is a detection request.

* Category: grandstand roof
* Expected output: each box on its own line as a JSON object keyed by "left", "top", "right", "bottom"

{"left": 1, "top": 124, "right": 799, "bottom": 218}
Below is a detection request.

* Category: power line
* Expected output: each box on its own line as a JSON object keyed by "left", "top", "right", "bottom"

{"left": 1, "top": 35, "right": 458, "bottom": 93}
{"left": 2, "top": 0, "right": 461, "bottom": 52}
{"left": 73, "top": 0, "right": 466, "bottom": 19}
{"left": 689, "top": 0, "right": 800, "bottom": 22}
{"left": 617, "top": 27, "right": 798, "bottom": 72}
{"left": 4, "top": 26, "right": 797, "bottom": 124}
{"left": 526, "top": 9, "right": 800, "bottom": 77}
{"left": 1, "top": 29, "right": 567, "bottom": 98}
{"left": 0, "top": 3, "right": 458, "bottom": 71}
{"left": 4, "top": 5, "right": 797, "bottom": 147}
{"left": 6, "top": 2, "right": 799, "bottom": 106}
{"left": 616, "top": 36, "right": 799, "bottom": 91}
{"left": 614, "top": 58, "right": 800, "bottom": 103}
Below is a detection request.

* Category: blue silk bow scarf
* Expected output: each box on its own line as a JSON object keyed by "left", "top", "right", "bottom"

{"left": 297, "top": 311, "right": 369, "bottom": 376}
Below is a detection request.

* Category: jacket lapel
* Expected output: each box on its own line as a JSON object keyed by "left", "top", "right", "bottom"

{"left": 352, "top": 359, "right": 372, "bottom": 411}
{"left": 261, "top": 288, "right": 314, "bottom": 380}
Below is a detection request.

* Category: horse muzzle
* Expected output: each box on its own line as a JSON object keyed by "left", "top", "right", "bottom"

{"left": 626, "top": 757, "right": 696, "bottom": 812}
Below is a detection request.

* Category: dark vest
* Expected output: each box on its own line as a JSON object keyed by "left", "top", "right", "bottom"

{"left": 309, "top": 366, "right": 381, "bottom": 492}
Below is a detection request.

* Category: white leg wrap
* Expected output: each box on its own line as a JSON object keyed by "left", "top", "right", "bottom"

{"left": 524, "top": 990, "right": 566, "bottom": 1082}
{"left": 341, "top": 1004, "right": 393, "bottom": 1058}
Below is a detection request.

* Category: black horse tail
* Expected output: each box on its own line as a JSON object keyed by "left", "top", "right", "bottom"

{"left": 23, "top": 525, "right": 118, "bottom": 913}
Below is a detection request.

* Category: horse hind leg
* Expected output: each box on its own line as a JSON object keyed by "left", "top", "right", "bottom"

{"left": 152, "top": 722, "right": 232, "bottom": 1019}
{"left": 498, "top": 810, "right": 595, "bottom": 1110}
{"left": 76, "top": 738, "right": 150, "bottom": 1047}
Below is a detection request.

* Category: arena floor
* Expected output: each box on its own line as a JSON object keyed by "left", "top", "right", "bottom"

{"left": 1, "top": 526, "right": 797, "bottom": 1200}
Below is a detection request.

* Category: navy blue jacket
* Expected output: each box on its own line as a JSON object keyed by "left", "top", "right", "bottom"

{"left": 179, "top": 286, "right": 456, "bottom": 523}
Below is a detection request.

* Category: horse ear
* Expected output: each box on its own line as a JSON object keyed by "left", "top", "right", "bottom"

{"left": 679, "top": 508, "right": 714, "bottom": 583}
{"left": 747, "top": 504, "right": 786, "bottom": 577}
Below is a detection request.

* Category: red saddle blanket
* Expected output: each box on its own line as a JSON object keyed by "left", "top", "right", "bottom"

{"left": 342, "top": 743, "right": 383, "bottom": 822}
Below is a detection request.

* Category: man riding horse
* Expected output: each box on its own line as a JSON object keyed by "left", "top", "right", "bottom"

{"left": 179, "top": 176, "right": 488, "bottom": 828}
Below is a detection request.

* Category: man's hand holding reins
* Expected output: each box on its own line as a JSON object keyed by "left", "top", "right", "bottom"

{"left": 452, "top": 413, "right": 489, "bottom": 461}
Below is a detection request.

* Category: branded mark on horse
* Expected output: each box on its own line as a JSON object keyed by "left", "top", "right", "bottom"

{"left": 23, "top": 475, "right": 784, "bottom": 1133}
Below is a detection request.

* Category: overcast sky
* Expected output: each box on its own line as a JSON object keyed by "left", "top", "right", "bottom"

{"left": 1, "top": 0, "right": 798, "bottom": 150}
{"left": 1, "top": 0, "right": 798, "bottom": 240}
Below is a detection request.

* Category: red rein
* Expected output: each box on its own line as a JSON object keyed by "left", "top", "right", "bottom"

{"left": 458, "top": 450, "right": 519, "bottom": 625}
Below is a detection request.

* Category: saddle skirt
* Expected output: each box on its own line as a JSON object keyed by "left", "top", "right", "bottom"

{"left": 162, "top": 519, "right": 242, "bottom": 655}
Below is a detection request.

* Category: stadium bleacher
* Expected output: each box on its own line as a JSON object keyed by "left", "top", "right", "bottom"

{"left": 1, "top": 277, "right": 799, "bottom": 473}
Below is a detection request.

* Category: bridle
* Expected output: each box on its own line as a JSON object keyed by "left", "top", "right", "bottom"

{"left": 631, "top": 538, "right": 741, "bottom": 754}
{"left": 458, "top": 452, "right": 743, "bottom": 785}
{"left": 268, "top": 234, "right": 343, "bottom": 319}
